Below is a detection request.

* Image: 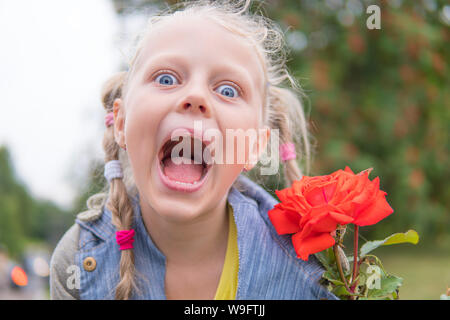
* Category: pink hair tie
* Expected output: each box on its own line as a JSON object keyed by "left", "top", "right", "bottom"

{"left": 280, "top": 142, "right": 296, "bottom": 162}
{"left": 115, "top": 229, "right": 135, "bottom": 250}
{"left": 105, "top": 112, "right": 114, "bottom": 128}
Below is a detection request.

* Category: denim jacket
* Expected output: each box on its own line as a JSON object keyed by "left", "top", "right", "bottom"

{"left": 73, "top": 175, "right": 338, "bottom": 300}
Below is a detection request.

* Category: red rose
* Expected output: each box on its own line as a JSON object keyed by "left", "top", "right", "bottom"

{"left": 268, "top": 166, "right": 394, "bottom": 261}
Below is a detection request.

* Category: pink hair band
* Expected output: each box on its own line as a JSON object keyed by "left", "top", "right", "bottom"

{"left": 116, "top": 229, "right": 135, "bottom": 250}
{"left": 280, "top": 142, "right": 296, "bottom": 162}
{"left": 105, "top": 112, "right": 114, "bottom": 128}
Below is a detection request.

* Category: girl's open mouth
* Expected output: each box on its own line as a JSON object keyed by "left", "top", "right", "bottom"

{"left": 156, "top": 135, "right": 212, "bottom": 192}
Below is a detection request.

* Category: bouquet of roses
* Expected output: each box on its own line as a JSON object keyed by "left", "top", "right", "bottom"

{"left": 268, "top": 166, "right": 419, "bottom": 300}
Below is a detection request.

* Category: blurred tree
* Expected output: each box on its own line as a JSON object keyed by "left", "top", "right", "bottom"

{"left": 0, "top": 146, "right": 29, "bottom": 257}
{"left": 71, "top": 159, "right": 107, "bottom": 216}
{"left": 272, "top": 0, "right": 450, "bottom": 242}
{"left": 0, "top": 146, "right": 74, "bottom": 258}
{"left": 105, "top": 0, "right": 449, "bottom": 244}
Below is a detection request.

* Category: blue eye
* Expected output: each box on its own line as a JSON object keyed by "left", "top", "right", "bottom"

{"left": 217, "top": 84, "right": 239, "bottom": 98}
{"left": 155, "top": 73, "right": 178, "bottom": 86}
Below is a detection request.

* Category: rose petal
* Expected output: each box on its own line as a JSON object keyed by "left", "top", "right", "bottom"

{"left": 353, "top": 191, "right": 394, "bottom": 226}
{"left": 305, "top": 182, "right": 337, "bottom": 206}
{"left": 298, "top": 208, "right": 353, "bottom": 241}
{"left": 344, "top": 166, "right": 355, "bottom": 174}
{"left": 329, "top": 211, "right": 354, "bottom": 225}
{"left": 304, "top": 186, "right": 326, "bottom": 206}
{"left": 292, "top": 232, "right": 336, "bottom": 261}
{"left": 268, "top": 207, "right": 301, "bottom": 234}
{"left": 292, "top": 179, "right": 304, "bottom": 195}
{"left": 275, "top": 188, "right": 293, "bottom": 203}
{"left": 297, "top": 210, "right": 333, "bottom": 240}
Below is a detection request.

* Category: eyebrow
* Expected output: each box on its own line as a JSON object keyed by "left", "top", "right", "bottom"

{"left": 140, "top": 53, "right": 253, "bottom": 89}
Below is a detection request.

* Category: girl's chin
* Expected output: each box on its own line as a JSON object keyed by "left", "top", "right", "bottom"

{"left": 142, "top": 187, "right": 212, "bottom": 223}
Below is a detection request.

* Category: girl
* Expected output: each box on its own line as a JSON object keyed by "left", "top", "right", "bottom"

{"left": 50, "top": 0, "right": 337, "bottom": 300}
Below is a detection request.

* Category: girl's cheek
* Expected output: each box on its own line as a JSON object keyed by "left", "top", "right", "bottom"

{"left": 219, "top": 107, "right": 260, "bottom": 165}
{"left": 223, "top": 106, "right": 259, "bottom": 131}
{"left": 127, "top": 89, "right": 169, "bottom": 131}
{"left": 124, "top": 90, "right": 168, "bottom": 167}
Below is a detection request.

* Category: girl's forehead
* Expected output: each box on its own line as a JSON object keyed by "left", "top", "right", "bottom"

{"left": 135, "top": 15, "right": 265, "bottom": 91}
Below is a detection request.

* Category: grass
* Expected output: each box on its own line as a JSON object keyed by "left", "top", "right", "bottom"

{"left": 370, "top": 243, "right": 450, "bottom": 300}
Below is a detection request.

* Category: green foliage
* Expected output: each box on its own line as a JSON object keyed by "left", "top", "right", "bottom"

{"left": 358, "top": 229, "right": 419, "bottom": 258}
{"left": 318, "top": 229, "right": 419, "bottom": 300}
{"left": 273, "top": 0, "right": 449, "bottom": 244}
{"left": 70, "top": 159, "right": 107, "bottom": 216}
{"left": 0, "top": 147, "right": 28, "bottom": 257}
{"left": 0, "top": 146, "right": 74, "bottom": 258}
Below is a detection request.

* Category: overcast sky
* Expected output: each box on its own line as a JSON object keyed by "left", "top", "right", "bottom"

{"left": 0, "top": 0, "right": 121, "bottom": 209}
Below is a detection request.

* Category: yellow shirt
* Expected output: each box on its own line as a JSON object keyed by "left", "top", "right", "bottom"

{"left": 214, "top": 202, "right": 239, "bottom": 300}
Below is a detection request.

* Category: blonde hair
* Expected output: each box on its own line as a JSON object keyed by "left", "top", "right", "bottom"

{"left": 99, "top": 0, "right": 313, "bottom": 299}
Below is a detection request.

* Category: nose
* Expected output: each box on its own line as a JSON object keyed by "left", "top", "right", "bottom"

{"left": 176, "top": 88, "right": 212, "bottom": 117}
{"left": 182, "top": 101, "right": 207, "bottom": 114}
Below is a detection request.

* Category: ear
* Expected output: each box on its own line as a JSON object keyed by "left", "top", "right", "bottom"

{"left": 246, "top": 126, "right": 270, "bottom": 171}
{"left": 113, "top": 98, "right": 126, "bottom": 149}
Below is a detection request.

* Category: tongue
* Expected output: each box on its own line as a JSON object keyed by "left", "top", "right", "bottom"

{"left": 163, "top": 157, "right": 203, "bottom": 183}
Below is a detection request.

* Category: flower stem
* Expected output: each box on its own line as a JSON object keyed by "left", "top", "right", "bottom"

{"left": 333, "top": 244, "right": 351, "bottom": 294}
{"left": 350, "top": 225, "right": 360, "bottom": 295}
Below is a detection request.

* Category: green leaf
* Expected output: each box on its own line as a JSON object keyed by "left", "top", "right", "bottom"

{"left": 315, "top": 247, "right": 336, "bottom": 271}
{"left": 332, "top": 285, "right": 362, "bottom": 298}
{"left": 332, "top": 285, "right": 350, "bottom": 297}
{"left": 360, "top": 230, "right": 419, "bottom": 257}
{"left": 383, "top": 230, "right": 419, "bottom": 246}
{"left": 367, "top": 274, "right": 403, "bottom": 298}
{"left": 322, "top": 270, "right": 344, "bottom": 286}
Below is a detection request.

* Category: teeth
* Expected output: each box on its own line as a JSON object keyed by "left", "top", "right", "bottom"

{"left": 173, "top": 180, "right": 198, "bottom": 186}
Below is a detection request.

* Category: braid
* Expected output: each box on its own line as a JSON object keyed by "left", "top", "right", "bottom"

{"left": 267, "top": 85, "right": 308, "bottom": 187}
{"left": 100, "top": 71, "right": 137, "bottom": 300}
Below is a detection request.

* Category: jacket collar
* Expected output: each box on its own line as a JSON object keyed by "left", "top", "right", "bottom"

{"left": 127, "top": 173, "right": 279, "bottom": 259}
{"left": 77, "top": 174, "right": 277, "bottom": 240}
